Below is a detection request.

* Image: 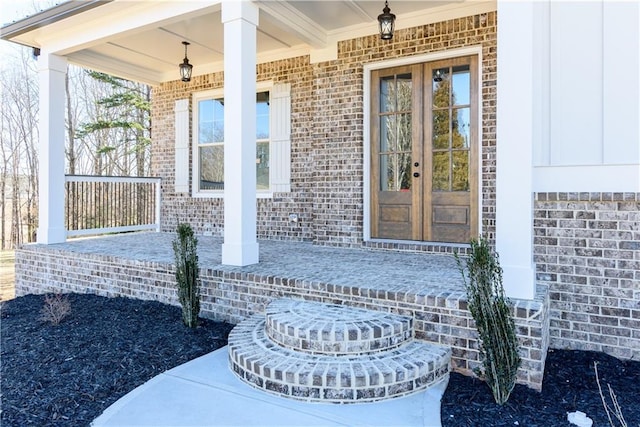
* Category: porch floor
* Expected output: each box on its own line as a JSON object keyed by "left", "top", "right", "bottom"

{"left": 46, "top": 231, "right": 466, "bottom": 296}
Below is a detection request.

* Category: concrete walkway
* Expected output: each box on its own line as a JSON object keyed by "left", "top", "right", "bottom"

{"left": 92, "top": 347, "right": 447, "bottom": 427}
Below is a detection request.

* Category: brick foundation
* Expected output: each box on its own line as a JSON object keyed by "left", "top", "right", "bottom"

{"left": 15, "top": 235, "right": 548, "bottom": 390}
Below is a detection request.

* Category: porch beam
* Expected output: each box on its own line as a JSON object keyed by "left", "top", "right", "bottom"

{"left": 221, "top": 1, "right": 260, "bottom": 266}
{"left": 496, "top": 0, "right": 539, "bottom": 300}
{"left": 255, "top": 1, "right": 327, "bottom": 48}
{"left": 37, "top": 53, "right": 68, "bottom": 244}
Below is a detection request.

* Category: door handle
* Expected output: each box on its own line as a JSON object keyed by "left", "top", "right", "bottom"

{"left": 414, "top": 162, "right": 420, "bottom": 167}
{"left": 413, "top": 172, "right": 420, "bottom": 177}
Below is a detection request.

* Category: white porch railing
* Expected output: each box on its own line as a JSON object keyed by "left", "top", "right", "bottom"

{"left": 65, "top": 175, "right": 161, "bottom": 237}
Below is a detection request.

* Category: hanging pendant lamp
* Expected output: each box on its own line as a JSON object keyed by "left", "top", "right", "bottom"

{"left": 378, "top": 1, "right": 396, "bottom": 40}
{"left": 179, "top": 41, "right": 193, "bottom": 82}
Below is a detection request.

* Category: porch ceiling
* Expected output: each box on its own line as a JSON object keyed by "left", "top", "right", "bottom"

{"left": 1, "top": 0, "right": 494, "bottom": 86}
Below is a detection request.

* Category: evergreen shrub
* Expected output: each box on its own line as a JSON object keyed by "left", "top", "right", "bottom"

{"left": 172, "top": 223, "right": 200, "bottom": 328}
{"left": 455, "top": 237, "right": 521, "bottom": 405}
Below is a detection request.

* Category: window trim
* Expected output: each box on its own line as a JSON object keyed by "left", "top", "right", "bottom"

{"left": 191, "top": 81, "right": 273, "bottom": 199}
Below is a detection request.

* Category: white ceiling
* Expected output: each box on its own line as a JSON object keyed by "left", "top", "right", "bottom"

{"left": 2, "top": 1, "right": 495, "bottom": 85}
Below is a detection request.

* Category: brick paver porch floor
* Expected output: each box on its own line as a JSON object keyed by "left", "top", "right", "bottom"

{"left": 45, "top": 231, "right": 466, "bottom": 296}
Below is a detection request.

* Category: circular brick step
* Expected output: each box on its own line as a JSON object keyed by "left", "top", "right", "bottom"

{"left": 228, "top": 314, "right": 451, "bottom": 403}
{"left": 265, "top": 299, "right": 413, "bottom": 355}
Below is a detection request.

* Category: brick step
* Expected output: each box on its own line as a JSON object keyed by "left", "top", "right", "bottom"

{"left": 265, "top": 298, "right": 413, "bottom": 355}
{"left": 228, "top": 314, "right": 451, "bottom": 403}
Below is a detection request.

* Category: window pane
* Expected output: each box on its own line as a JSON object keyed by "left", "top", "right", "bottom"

{"left": 432, "top": 68, "right": 450, "bottom": 108}
{"left": 399, "top": 153, "right": 412, "bottom": 191}
{"left": 380, "top": 76, "right": 395, "bottom": 113}
{"left": 432, "top": 151, "right": 449, "bottom": 191}
{"left": 198, "top": 99, "right": 224, "bottom": 144}
{"left": 452, "top": 108, "right": 470, "bottom": 149}
{"left": 200, "top": 145, "right": 224, "bottom": 190}
{"left": 256, "top": 141, "right": 270, "bottom": 190}
{"left": 381, "top": 114, "right": 412, "bottom": 154}
{"left": 432, "top": 110, "right": 450, "bottom": 149}
{"left": 397, "top": 113, "right": 412, "bottom": 153}
{"left": 452, "top": 150, "right": 470, "bottom": 191}
{"left": 380, "top": 115, "right": 394, "bottom": 152}
{"left": 380, "top": 153, "right": 411, "bottom": 191}
{"left": 256, "top": 92, "right": 270, "bottom": 139}
{"left": 452, "top": 65, "right": 470, "bottom": 106}
{"left": 397, "top": 73, "right": 412, "bottom": 111}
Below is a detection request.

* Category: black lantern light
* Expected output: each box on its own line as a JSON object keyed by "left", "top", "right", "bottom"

{"left": 179, "top": 41, "right": 193, "bottom": 82}
{"left": 377, "top": 1, "right": 396, "bottom": 40}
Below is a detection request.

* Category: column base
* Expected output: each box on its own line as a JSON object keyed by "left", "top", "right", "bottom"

{"left": 36, "top": 227, "right": 67, "bottom": 244}
{"left": 221, "top": 242, "right": 259, "bottom": 266}
{"left": 501, "top": 264, "right": 536, "bottom": 300}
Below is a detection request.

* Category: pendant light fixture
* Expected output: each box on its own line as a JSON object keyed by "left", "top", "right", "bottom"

{"left": 378, "top": 1, "right": 396, "bottom": 40}
{"left": 179, "top": 41, "right": 193, "bottom": 82}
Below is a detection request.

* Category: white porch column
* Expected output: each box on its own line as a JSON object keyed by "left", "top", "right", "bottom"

{"left": 495, "top": 1, "right": 538, "bottom": 300}
{"left": 221, "top": 1, "right": 259, "bottom": 266}
{"left": 37, "top": 53, "right": 68, "bottom": 244}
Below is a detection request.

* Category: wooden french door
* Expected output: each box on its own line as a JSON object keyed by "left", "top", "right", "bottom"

{"left": 370, "top": 56, "right": 478, "bottom": 243}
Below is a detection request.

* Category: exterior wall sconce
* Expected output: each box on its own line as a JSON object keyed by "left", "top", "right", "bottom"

{"left": 179, "top": 41, "right": 193, "bottom": 82}
{"left": 378, "top": 1, "right": 396, "bottom": 40}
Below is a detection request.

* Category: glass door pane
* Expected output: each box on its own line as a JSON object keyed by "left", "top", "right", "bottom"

{"left": 431, "top": 65, "right": 471, "bottom": 193}
{"left": 379, "top": 73, "right": 413, "bottom": 192}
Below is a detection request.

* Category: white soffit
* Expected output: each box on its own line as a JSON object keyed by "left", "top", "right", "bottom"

{"left": 4, "top": 0, "right": 497, "bottom": 85}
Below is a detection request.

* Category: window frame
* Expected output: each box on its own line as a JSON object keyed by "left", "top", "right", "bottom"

{"left": 191, "top": 81, "right": 273, "bottom": 199}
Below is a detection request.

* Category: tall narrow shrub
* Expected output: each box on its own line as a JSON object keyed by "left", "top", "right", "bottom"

{"left": 455, "top": 237, "right": 521, "bottom": 405}
{"left": 172, "top": 223, "right": 200, "bottom": 328}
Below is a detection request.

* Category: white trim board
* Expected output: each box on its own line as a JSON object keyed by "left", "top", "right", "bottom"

{"left": 534, "top": 164, "right": 640, "bottom": 193}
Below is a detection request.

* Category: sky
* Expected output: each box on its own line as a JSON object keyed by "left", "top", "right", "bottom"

{"left": 0, "top": 0, "right": 61, "bottom": 58}
{"left": 1, "top": 0, "right": 61, "bottom": 25}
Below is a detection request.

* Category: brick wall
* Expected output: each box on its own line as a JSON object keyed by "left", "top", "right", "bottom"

{"left": 153, "top": 57, "right": 315, "bottom": 241}
{"left": 151, "top": 12, "right": 497, "bottom": 249}
{"left": 535, "top": 192, "right": 640, "bottom": 360}
{"left": 312, "top": 13, "right": 497, "bottom": 246}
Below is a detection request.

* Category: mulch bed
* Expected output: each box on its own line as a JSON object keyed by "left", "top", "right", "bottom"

{"left": 442, "top": 349, "right": 640, "bottom": 426}
{"left": 1, "top": 293, "right": 639, "bottom": 426}
{"left": 1, "top": 294, "right": 233, "bottom": 426}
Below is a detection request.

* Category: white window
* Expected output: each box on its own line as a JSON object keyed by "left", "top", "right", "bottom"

{"left": 192, "top": 87, "right": 270, "bottom": 196}
{"left": 179, "top": 82, "right": 291, "bottom": 198}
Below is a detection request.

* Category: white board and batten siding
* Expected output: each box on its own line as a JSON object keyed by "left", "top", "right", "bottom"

{"left": 534, "top": 1, "right": 640, "bottom": 192}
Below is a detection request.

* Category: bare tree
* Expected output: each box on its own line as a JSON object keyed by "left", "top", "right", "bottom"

{"left": 0, "top": 46, "right": 39, "bottom": 247}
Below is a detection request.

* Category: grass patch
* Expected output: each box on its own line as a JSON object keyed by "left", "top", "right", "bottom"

{"left": 0, "top": 250, "right": 15, "bottom": 301}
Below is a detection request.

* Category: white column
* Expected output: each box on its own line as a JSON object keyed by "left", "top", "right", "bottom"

{"left": 37, "top": 53, "right": 68, "bottom": 244}
{"left": 221, "top": 1, "right": 259, "bottom": 266}
{"left": 496, "top": 0, "right": 539, "bottom": 300}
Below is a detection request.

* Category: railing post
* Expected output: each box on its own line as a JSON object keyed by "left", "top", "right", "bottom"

{"left": 155, "top": 178, "right": 161, "bottom": 232}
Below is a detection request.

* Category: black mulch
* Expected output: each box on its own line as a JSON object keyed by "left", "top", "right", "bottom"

{"left": 442, "top": 349, "right": 640, "bottom": 426}
{"left": 2, "top": 294, "right": 639, "bottom": 427}
{"left": 1, "top": 294, "right": 234, "bottom": 427}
